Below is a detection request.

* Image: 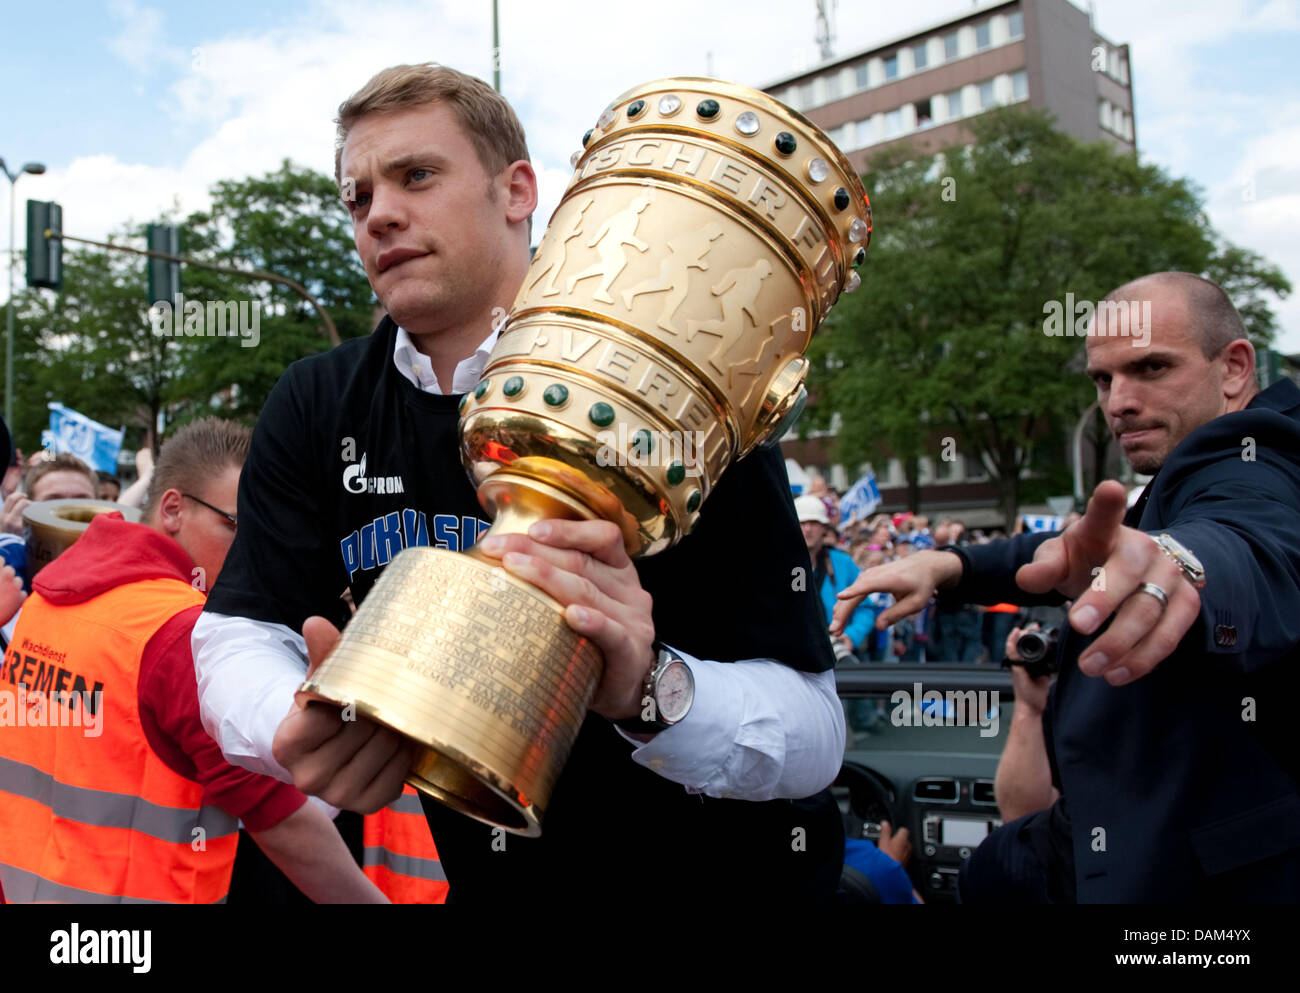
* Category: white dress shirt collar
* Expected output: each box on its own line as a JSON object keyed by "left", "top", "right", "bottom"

{"left": 393, "top": 325, "right": 499, "bottom": 395}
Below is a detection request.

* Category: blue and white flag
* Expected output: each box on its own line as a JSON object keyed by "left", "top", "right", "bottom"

{"left": 1021, "top": 514, "right": 1064, "bottom": 534}
{"left": 839, "top": 471, "right": 882, "bottom": 526}
{"left": 40, "top": 403, "right": 123, "bottom": 474}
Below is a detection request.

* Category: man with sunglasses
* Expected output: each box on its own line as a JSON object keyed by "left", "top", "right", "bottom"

{"left": 0, "top": 417, "right": 385, "bottom": 903}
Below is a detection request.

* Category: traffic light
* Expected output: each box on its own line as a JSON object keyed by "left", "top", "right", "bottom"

{"left": 25, "top": 200, "right": 62, "bottom": 290}
{"left": 146, "top": 224, "right": 181, "bottom": 307}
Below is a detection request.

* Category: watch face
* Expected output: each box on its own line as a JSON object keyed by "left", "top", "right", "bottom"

{"left": 1160, "top": 534, "right": 1203, "bottom": 571}
{"left": 656, "top": 661, "right": 693, "bottom": 723}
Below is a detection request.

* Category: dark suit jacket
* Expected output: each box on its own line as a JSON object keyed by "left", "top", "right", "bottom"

{"left": 948, "top": 378, "right": 1300, "bottom": 902}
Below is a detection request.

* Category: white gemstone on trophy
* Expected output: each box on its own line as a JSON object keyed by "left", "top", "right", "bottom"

{"left": 735, "top": 111, "right": 760, "bottom": 135}
{"left": 849, "top": 217, "right": 870, "bottom": 243}
{"left": 570, "top": 151, "right": 582, "bottom": 168}
{"left": 807, "top": 157, "right": 830, "bottom": 183}
{"left": 844, "top": 271, "right": 862, "bottom": 293}
{"left": 658, "top": 94, "right": 682, "bottom": 116}
{"left": 597, "top": 107, "right": 617, "bottom": 130}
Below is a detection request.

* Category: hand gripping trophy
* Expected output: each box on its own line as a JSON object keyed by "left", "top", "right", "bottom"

{"left": 300, "top": 77, "right": 872, "bottom": 836}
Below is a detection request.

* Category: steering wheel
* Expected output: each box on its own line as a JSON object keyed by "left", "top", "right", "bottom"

{"left": 833, "top": 760, "right": 902, "bottom": 844}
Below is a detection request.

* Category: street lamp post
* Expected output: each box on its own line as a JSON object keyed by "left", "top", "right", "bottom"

{"left": 1, "top": 157, "right": 46, "bottom": 430}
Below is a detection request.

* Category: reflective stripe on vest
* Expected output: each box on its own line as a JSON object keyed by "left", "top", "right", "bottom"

{"left": 362, "top": 785, "right": 448, "bottom": 903}
{"left": 0, "top": 579, "right": 239, "bottom": 904}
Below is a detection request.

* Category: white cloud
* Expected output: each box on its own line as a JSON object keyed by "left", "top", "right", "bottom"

{"left": 106, "top": 0, "right": 174, "bottom": 74}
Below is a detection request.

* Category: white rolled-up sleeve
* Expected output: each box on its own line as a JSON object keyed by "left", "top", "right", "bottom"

{"left": 192, "top": 610, "right": 312, "bottom": 784}
{"left": 617, "top": 649, "right": 845, "bottom": 801}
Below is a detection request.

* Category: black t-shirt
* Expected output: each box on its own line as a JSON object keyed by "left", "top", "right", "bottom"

{"left": 208, "top": 317, "right": 843, "bottom": 902}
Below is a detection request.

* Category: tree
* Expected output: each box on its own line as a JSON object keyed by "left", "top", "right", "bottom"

{"left": 804, "top": 108, "right": 1290, "bottom": 526}
{"left": 8, "top": 161, "right": 374, "bottom": 456}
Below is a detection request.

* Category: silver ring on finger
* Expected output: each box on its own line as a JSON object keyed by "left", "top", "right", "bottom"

{"left": 1135, "top": 581, "right": 1169, "bottom": 611}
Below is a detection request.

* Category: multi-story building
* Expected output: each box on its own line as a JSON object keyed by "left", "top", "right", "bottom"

{"left": 768, "top": 0, "right": 1137, "bottom": 526}
{"left": 764, "top": 0, "right": 1135, "bottom": 169}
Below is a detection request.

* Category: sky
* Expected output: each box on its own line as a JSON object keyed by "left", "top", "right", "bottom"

{"left": 2, "top": 0, "right": 1297, "bottom": 352}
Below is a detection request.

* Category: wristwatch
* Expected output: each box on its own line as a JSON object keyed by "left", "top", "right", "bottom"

{"left": 1153, "top": 533, "right": 1207, "bottom": 590}
{"left": 614, "top": 644, "right": 694, "bottom": 734}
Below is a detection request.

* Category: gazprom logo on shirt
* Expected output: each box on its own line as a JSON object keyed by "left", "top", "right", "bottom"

{"left": 343, "top": 452, "right": 406, "bottom": 495}
{"left": 341, "top": 509, "right": 491, "bottom": 581}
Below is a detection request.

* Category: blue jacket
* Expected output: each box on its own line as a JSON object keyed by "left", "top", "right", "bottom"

{"left": 950, "top": 379, "right": 1300, "bottom": 901}
{"left": 815, "top": 546, "right": 875, "bottom": 651}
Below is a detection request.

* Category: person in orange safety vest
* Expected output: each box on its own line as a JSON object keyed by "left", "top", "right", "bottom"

{"left": 0, "top": 418, "right": 386, "bottom": 904}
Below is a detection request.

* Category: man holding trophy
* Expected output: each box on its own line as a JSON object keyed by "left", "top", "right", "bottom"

{"left": 194, "top": 63, "right": 873, "bottom": 901}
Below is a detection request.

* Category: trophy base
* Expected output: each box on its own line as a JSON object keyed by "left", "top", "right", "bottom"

{"left": 299, "top": 546, "right": 602, "bottom": 837}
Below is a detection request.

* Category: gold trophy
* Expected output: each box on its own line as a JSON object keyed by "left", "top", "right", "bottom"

{"left": 301, "top": 77, "right": 872, "bottom": 836}
{"left": 24, "top": 500, "right": 142, "bottom": 579}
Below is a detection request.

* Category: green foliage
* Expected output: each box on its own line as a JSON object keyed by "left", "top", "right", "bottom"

{"left": 6, "top": 160, "right": 373, "bottom": 455}
{"left": 805, "top": 107, "right": 1289, "bottom": 523}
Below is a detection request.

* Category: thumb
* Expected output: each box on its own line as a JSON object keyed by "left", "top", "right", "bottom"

{"left": 302, "top": 615, "right": 342, "bottom": 678}
{"left": 1068, "top": 480, "right": 1129, "bottom": 553}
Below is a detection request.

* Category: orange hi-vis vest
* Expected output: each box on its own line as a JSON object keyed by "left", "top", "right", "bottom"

{"left": 363, "top": 785, "right": 448, "bottom": 903}
{"left": 0, "top": 578, "right": 239, "bottom": 904}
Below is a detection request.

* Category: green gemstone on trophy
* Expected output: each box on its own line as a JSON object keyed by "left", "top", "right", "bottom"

{"left": 686, "top": 489, "right": 702, "bottom": 512}
{"left": 503, "top": 375, "right": 525, "bottom": 398}
{"left": 631, "top": 429, "right": 654, "bottom": 457}
{"left": 627, "top": 99, "right": 645, "bottom": 118}
{"left": 543, "top": 384, "right": 569, "bottom": 407}
{"left": 474, "top": 379, "right": 491, "bottom": 399}
{"left": 582, "top": 129, "right": 593, "bottom": 147}
{"left": 697, "top": 99, "right": 720, "bottom": 119}
{"left": 855, "top": 248, "right": 866, "bottom": 267}
{"left": 588, "top": 402, "right": 615, "bottom": 427}
{"left": 458, "top": 393, "right": 469, "bottom": 413}
{"left": 834, "top": 187, "right": 850, "bottom": 210}
{"left": 666, "top": 461, "right": 686, "bottom": 486}
{"left": 774, "top": 132, "right": 797, "bottom": 155}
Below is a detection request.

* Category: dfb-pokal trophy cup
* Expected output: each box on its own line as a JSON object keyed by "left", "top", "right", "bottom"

{"left": 300, "top": 77, "right": 872, "bottom": 836}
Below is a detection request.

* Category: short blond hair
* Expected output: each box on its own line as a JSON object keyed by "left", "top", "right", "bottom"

{"left": 334, "top": 63, "right": 530, "bottom": 184}
{"left": 143, "top": 418, "right": 251, "bottom": 519}
{"left": 25, "top": 453, "right": 97, "bottom": 500}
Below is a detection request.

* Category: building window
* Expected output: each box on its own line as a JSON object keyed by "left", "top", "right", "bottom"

{"left": 963, "top": 454, "right": 988, "bottom": 480}
{"left": 943, "top": 31, "right": 959, "bottom": 60}
{"left": 979, "top": 79, "right": 996, "bottom": 109}
{"left": 914, "top": 97, "right": 933, "bottom": 129}
{"left": 884, "top": 54, "right": 899, "bottom": 80}
{"left": 945, "top": 89, "right": 964, "bottom": 119}
{"left": 800, "top": 80, "right": 817, "bottom": 109}
{"left": 856, "top": 63, "right": 870, "bottom": 89}
{"left": 855, "top": 118, "right": 877, "bottom": 148}
{"left": 913, "top": 42, "right": 928, "bottom": 70}
{"left": 935, "top": 453, "right": 957, "bottom": 481}
{"left": 1011, "top": 70, "right": 1028, "bottom": 101}
{"left": 884, "top": 108, "right": 903, "bottom": 138}
{"left": 1099, "top": 99, "right": 1112, "bottom": 129}
{"left": 976, "top": 21, "right": 992, "bottom": 51}
{"left": 825, "top": 73, "right": 841, "bottom": 102}
{"left": 1008, "top": 10, "right": 1024, "bottom": 39}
